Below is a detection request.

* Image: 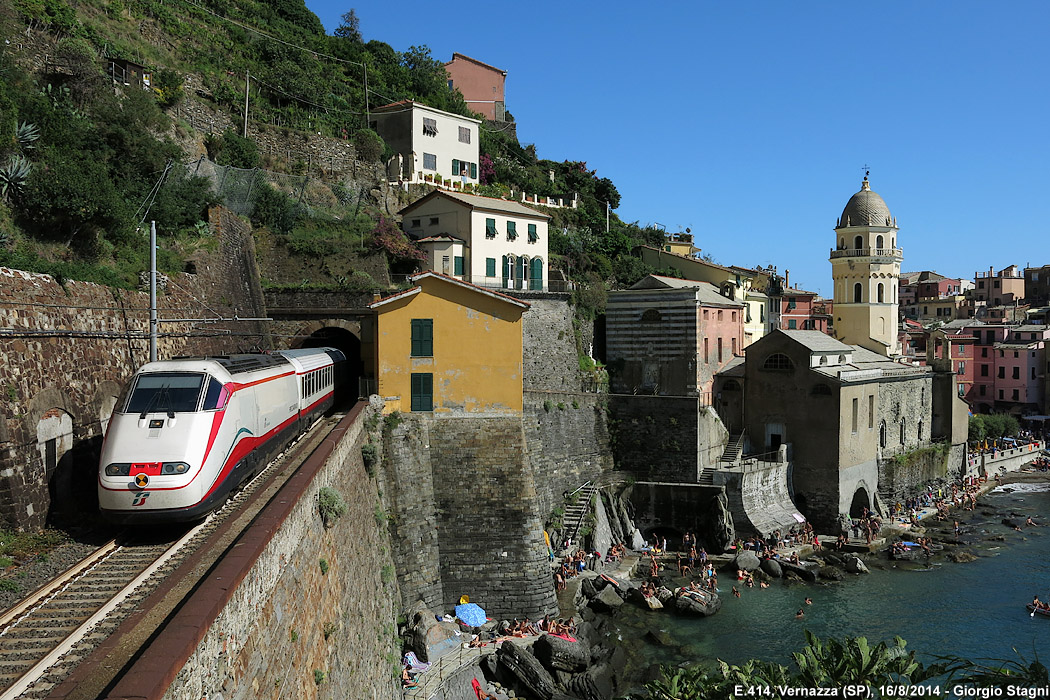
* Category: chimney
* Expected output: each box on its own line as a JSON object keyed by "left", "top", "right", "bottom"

{"left": 785, "top": 269, "right": 790, "bottom": 290}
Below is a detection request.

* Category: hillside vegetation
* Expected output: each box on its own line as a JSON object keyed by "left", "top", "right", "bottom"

{"left": 0, "top": 0, "right": 677, "bottom": 301}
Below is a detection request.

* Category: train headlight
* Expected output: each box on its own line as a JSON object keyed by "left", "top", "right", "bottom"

{"left": 105, "top": 463, "right": 131, "bottom": 477}
{"left": 161, "top": 462, "right": 190, "bottom": 475}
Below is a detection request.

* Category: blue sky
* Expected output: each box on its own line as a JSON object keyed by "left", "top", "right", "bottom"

{"left": 305, "top": 2, "right": 1049, "bottom": 296}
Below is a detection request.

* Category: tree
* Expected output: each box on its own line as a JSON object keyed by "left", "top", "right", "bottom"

{"left": 352, "top": 128, "right": 384, "bottom": 163}
{"left": 334, "top": 9, "right": 362, "bottom": 42}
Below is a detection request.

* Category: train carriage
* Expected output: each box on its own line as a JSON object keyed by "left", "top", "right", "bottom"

{"left": 98, "top": 348, "right": 345, "bottom": 523}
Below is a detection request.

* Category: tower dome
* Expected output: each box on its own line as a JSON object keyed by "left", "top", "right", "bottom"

{"left": 836, "top": 176, "right": 895, "bottom": 228}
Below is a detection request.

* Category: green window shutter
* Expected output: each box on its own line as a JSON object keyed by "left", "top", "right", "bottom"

{"left": 452, "top": 159, "right": 460, "bottom": 176}
{"left": 486, "top": 218, "right": 497, "bottom": 237}
{"left": 507, "top": 221, "right": 517, "bottom": 239}
{"left": 528, "top": 223, "right": 538, "bottom": 242}
{"left": 530, "top": 258, "right": 543, "bottom": 290}
{"left": 411, "top": 319, "right": 433, "bottom": 356}
{"left": 470, "top": 162, "right": 477, "bottom": 179}
{"left": 486, "top": 258, "right": 496, "bottom": 277}
{"left": 411, "top": 373, "right": 433, "bottom": 411}
{"left": 454, "top": 256, "right": 464, "bottom": 275}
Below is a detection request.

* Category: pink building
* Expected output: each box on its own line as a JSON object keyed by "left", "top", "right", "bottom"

{"left": 969, "top": 322, "right": 1010, "bottom": 413}
{"left": 444, "top": 53, "right": 507, "bottom": 122}
{"left": 928, "top": 327, "right": 976, "bottom": 402}
{"left": 779, "top": 288, "right": 828, "bottom": 333}
{"left": 993, "top": 325, "right": 1049, "bottom": 414}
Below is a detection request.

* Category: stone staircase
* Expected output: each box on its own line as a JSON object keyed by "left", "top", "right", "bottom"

{"left": 720, "top": 431, "right": 746, "bottom": 464}
{"left": 698, "top": 467, "right": 718, "bottom": 486}
{"left": 562, "top": 483, "right": 598, "bottom": 548}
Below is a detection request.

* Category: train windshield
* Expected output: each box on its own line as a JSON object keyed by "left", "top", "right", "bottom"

{"left": 125, "top": 372, "right": 206, "bottom": 415}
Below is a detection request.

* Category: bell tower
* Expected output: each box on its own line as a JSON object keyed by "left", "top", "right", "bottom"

{"left": 829, "top": 174, "right": 902, "bottom": 356}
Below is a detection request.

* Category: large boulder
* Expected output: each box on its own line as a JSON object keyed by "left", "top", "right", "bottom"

{"left": 819, "top": 566, "right": 845, "bottom": 581}
{"left": 732, "top": 550, "right": 762, "bottom": 572}
{"left": 497, "top": 641, "right": 557, "bottom": 700}
{"left": 674, "top": 591, "right": 722, "bottom": 617}
{"left": 779, "top": 560, "right": 818, "bottom": 582}
{"left": 568, "top": 661, "right": 615, "bottom": 700}
{"left": 629, "top": 528, "right": 647, "bottom": 550}
{"left": 533, "top": 633, "right": 590, "bottom": 673}
{"left": 760, "top": 558, "right": 783, "bottom": 578}
{"left": 655, "top": 586, "right": 675, "bottom": 605}
{"left": 948, "top": 550, "right": 978, "bottom": 563}
{"left": 589, "top": 583, "right": 624, "bottom": 613}
{"left": 404, "top": 604, "right": 462, "bottom": 662}
{"left": 843, "top": 555, "right": 869, "bottom": 574}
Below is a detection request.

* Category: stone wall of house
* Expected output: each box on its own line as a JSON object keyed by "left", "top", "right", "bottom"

{"left": 158, "top": 406, "right": 402, "bottom": 700}
{"left": 0, "top": 206, "right": 269, "bottom": 531}
{"left": 517, "top": 297, "right": 585, "bottom": 392}
{"left": 606, "top": 396, "right": 701, "bottom": 482}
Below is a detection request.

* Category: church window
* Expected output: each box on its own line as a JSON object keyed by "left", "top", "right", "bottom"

{"left": 854, "top": 235, "right": 863, "bottom": 250}
{"left": 854, "top": 283, "right": 863, "bottom": 303}
{"left": 879, "top": 420, "right": 887, "bottom": 448}
{"left": 852, "top": 398, "right": 858, "bottom": 433}
{"left": 876, "top": 235, "right": 884, "bottom": 249}
{"left": 877, "top": 283, "right": 884, "bottom": 303}
{"left": 868, "top": 395, "right": 874, "bottom": 429}
{"left": 762, "top": 353, "right": 793, "bottom": 371}
{"left": 900, "top": 418, "right": 906, "bottom": 445}
{"left": 918, "top": 420, "right": 923, "bottom": 441}
{"left": 641, "top": 309, "right": 661, "bottom": 323}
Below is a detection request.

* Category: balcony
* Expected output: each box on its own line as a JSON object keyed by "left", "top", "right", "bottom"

{"left": 829, "top": 247, "right": 903, "bottom": 260}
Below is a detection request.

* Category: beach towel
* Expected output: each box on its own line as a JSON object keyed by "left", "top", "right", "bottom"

{"left": 403, "top": 651, "right": 430, "bottom": 672}
{"left": 551, "top": 633, "right": 577, "bottom": 642}
{"left": 472, "top": 678, "right": 483, "bottom": 699}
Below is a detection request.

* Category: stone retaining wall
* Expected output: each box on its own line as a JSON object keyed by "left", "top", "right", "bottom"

{"left": 606, "top": 395, "right": 701, "bottom": 482}
{"left": 380, "top": 415, "right": 557, "bottom": 621}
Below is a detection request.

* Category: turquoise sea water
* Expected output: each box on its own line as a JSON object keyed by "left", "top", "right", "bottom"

{"left": 608, "top": 484, "right": 1050, "bottom": 685}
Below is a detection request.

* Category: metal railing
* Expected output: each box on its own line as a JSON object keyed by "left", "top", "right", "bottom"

{"left": 829, "top": 247, "right": 903, "bottom": 259}
{"left": 389, "top": 274, "right": 574, "bottom": 293}
{"left": 403, "top": 645, "right": 498, "bottom": 699}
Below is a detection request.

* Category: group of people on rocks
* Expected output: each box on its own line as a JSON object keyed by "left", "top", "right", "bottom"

{"left": 554, "top": 548, "right": 602, "bottom": 591}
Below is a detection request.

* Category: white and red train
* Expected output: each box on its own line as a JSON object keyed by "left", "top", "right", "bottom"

{"left": 98, "top": 348, "right": 345, "bottom": 523}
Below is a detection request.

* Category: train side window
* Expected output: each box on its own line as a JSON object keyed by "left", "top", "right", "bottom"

{"left": 202, "top": 377, "right": 229, "bottom": 410}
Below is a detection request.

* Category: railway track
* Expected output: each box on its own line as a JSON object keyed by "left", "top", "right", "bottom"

{"left": 0, "top": 413, "right": 344, "bottom": 700}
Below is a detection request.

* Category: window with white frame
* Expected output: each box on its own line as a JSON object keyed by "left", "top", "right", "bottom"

{"left": 458, "top": 126, "right": 471, "bottom": 144}
{"left": 422, "top": 118, "right": 438, "bottom": 136}
{"left": 423, "top": 153, "right": 437, "bottom": 170}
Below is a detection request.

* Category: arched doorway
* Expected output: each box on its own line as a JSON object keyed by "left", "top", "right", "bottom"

{"left": 849, "top": 486, "right": 870, "bottom": 519}
{"left": 297, "top": 327, "right": 364, "bottom": 406}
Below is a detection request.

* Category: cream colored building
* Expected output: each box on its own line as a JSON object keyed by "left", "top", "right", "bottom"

{"left": 370, "top": 100, "right": 481, "bottom": 186}
{"left": 830, "top": 176, "right": 902, "bottom": 356}
{"left": 401, "top": 190, "right": 549, "bottom": 290}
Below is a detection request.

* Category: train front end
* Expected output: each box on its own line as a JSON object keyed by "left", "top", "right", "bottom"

{"left": 98, "top": 363, "right": 232, "bottom": 523}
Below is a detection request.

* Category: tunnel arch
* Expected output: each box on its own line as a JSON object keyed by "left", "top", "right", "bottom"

{"left": 289, "top": 322, "right": 364, "bottom": 405}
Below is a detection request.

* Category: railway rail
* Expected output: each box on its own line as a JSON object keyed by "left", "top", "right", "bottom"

{"left": 0, "top": 413, "right": 344, "bottom": 700}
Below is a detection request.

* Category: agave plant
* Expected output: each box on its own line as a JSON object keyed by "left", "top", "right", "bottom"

{"left": 0, "top": 154, "right": 32, "bottom": 201}
{"left": 15, "top": 122, "right": 40, "bottom": 150}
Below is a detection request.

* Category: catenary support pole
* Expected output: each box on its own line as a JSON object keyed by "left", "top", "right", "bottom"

{"left": 149, "top": 221, "right": 157, "bottom": 362}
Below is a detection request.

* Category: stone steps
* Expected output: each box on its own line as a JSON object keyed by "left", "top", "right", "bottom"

{"left": 562, "top": 484, "right": 598, "bottom": 547}
{"left": 720, "top": 431, "right": 745, "bottom": 463}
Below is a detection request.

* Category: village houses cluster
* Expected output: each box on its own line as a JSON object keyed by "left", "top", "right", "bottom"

{"left": 363, "top": 53, "right": 1044, "bottom": 529}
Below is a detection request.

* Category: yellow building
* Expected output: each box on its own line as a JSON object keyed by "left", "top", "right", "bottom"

{"left": 369, "top": 272, "right": 529, "bottom": 415}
